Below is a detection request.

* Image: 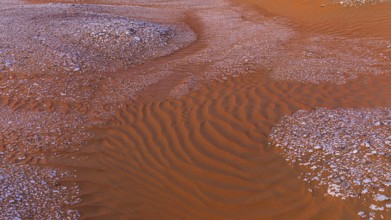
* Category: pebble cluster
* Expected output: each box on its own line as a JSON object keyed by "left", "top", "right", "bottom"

{"left": 270, "top": 108, "right": 391, "bottom": 219}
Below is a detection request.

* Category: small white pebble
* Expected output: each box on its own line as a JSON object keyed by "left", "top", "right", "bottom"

{"left": 369, "top": 204, "right": 384, "bottom": 211}
{"left": 357, "top": 211, "right": 366, "bottom": 217}
{"left": 374, "top": 194, "right": 389, "bottom": 202}
{"left": 363, "top": 178, "right": 372, "bottom": 184}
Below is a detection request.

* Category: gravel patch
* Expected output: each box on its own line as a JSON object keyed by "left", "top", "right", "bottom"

{"left": 339, "top": 0, "right": 388, "bottom": 7}
{"left": 271, "top": 35, "right": 391, "bottom": 84}
{"left": 270, "top": 108, "right": 391, "bottom": 219}
{"left": 189, "top": 10, "right": 293, "bottom": 81}
{"left": 0, "top": 106, "right": 87, "bottom": 219}
{"left": 0, "top": 163, "right": 80, "bottom": 220}
{"left": 0, "top": 0, "right": 24, "bottom": 9}
{"left": 0, "top": 107, "right": 92, "bottom": 163}
{"left": 0, "top": 3, "right": 195, "bottom": 75}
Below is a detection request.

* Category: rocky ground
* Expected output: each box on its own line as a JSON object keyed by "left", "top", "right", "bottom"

{"left": 270, "top": 108, "right": 391, "bottom": 219}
